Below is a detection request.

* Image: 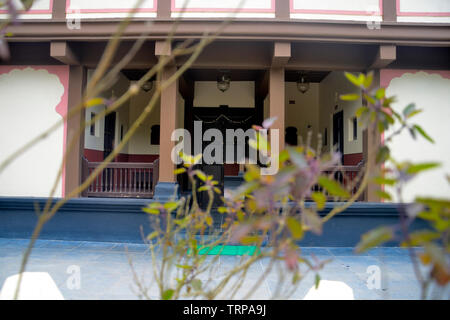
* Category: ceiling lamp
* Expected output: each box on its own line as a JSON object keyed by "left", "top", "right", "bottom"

{"left": 141, "top": 81, "right": 153, "bottom": 92}
{"left": 217, "top": 74, "right": 231, "bottom": 92}
{"left": 297, "top": 76, "right": 310, "bottom": 94}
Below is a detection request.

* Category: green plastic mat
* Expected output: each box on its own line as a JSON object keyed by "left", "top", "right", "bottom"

{"left": 189, "top": 245, "right": 261, "bottom": 256}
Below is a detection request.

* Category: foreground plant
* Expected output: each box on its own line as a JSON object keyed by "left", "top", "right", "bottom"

{"left": 135, "top": 72, "right": 448, "bottom": 300}
{"left": 343, "top": 73, "right": 450, "bottom": 299}
{"left": 136, "top": 110, "right": 371, "bottom": 299}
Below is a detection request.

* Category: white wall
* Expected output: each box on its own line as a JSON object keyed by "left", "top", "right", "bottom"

{"left": 0, "top": 0, "right": 52, "bottom": 19}
{"left": 0, "top": 68, "right": 65, "bottom": 197}
{"left": 397, "top": 0, "right": 450, "bottom": 23}
{"left": 319, "top": 71, "right": 363, "bottom": 155}
{"left": 66, "top": 0, "right": 157, "bottom": 19}
{"left": 194, "top": 81, "right": 255, "bottom": 108}
{"left": 385, "top": 71, "right": 450, "bottom": 201}
{"left": 285, "top": 82, "right": 320, "bottom": 145}
{"left": 84, "top": 70, "right": 130, "bottom": 154}
{"left": 127, "top": 83, "right": 160, "bottom": 155}
{"left": 291, "top": 0, "right": 382, "bottom": 21}
{"left": 172, "top": 0, "right": 275, "bottom": 18}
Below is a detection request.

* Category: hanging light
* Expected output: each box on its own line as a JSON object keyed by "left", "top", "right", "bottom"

{"left": 217, "top": 74, "right": 231, "bottom": 92}
{"left": 141, "top": 81, "right": 153, "bottom": 92}
{"left": 297, "top": 76, "right": 310, "bottom": 94}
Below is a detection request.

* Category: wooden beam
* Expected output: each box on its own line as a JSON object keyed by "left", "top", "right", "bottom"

{"left": 370, "top": 45, "right": 396, "bottom": 69}
{"left": 50, "top": 41, "right": 79, "bottom": 65}
{"left": 66, "top": 66, "right": 86, "bottom": 197}
{"left": 272, "top": 42, "right": 291, "bottom": 68}
{"left": 383, "top": 0, "right": 397, "bottom": 23}
{"left": 158, "top": 65, "right": 179, "bottom": 183}
{"left": 269, "top": 67, "right": 285, "bottom": 151}
{"left": 157, "top": 0, "right": 171, "bottom": 19}
{"left": 52, "top": 0, "right": 66, "bottom": 19}
{"left": 275, "top": 0, "right": 290, "bottom": 19}
{"left": 155, "top": 40, "right": 172, "bottom": 57}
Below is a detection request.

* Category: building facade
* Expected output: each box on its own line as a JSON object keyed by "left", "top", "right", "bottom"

{"left": 0, "top": 0, "right": 449, "bottom": 203}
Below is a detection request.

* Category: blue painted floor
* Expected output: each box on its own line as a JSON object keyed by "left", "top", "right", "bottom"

{"left": 0, "top": 238, "right": 447, "bottom": 300}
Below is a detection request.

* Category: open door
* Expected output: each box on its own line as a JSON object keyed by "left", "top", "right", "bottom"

{"left": 333, "top": 110, "right": 344, "bottom": 161}
{"left": 104, "top": 112, "right": 116, "bottom": 159}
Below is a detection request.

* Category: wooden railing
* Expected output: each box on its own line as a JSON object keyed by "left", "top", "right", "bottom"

{"left": 81, "top": 158, "right": 159, "bottom": 198}
{"left": 312, "top": 161, "right": 366, "bottom": 201}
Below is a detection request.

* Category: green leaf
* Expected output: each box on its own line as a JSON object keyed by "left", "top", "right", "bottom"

{"left": 240, "top": 236, "right": 260, "bottom": 245}
{"left": 147, "top": 231, "right": 159, "bottom": 240}
{"left": 318, "top": 176, "right": 351, "bottom": 199}
{"left": 205, "top": 215, "right": 213, "bottom": 227}
{"left": 406, "top": 109, "right": 423, "bottom": 119}
{"left": 143, "top": 207, "right": 160, "bottom": 215}
{"left": 375, "top": 88, "right": 385, "bottom": 100}
{"left": 311, "top": 192, "right": 326, "bottom": 210}
{"left": 402, "top": 103, "right": 416, "bottom": 118}
{"left": 191, "top": 279, "right": 202, "bottom": 291}
{"left": 376, "top": 190, "right": 392, "bottom": 201}
{"left": 340, "top": 94, "right": 360, "bottom": 101}
{"left": 401, "top": 230, "right": 440, "bottom": 247}
{"left": 162, "top": 289, "right": 174, "bottom": 300}
{"left": 196, "top": 171, "right": 207, "bottom": 182}
{"left": 376, "top": 146, "right": 390, "bottom": 164}
{"left": 363, "top": 93, "right": 376, "bottom": 105}
{"left": 174, "top": 168, "right": 186, "bottom": 175}
{"left": 217, "top": 206, "right": 228, "bottom": 214}
{"left": 355, "top": 107, "right": 369, "bottom": 118}
{"left": 373, "top": 177, "right": 397, "bottom": 186}
{"left": 413, "top": 125, "right": 434, "bottom": 143}
{"left": 257, "top": 132, "right": 269, "bottom": 152}
{"left": 164, "top": 201, "right": 179, "bottom": 212}
{"left": 286, "top": 217, "right": 304, "bottom": 240}
{"left": 344, "top": 72, "right": 364, "bottom": 87}
{"left": 406, "top": 162, "right": 440, "bottom": 175}
{"left": 85, "top": 98, "right": 105, "bottom": 108}
{"left": 364, "top": 72, "right": 374, "bottom": 88}
{"left": 315, "top": 274, "right": 321, "bottom": 289}
{"left": 20, "top": 0, "right": 34, "bottom": 10}
{"left": 355, "top": 226, "right": 394, "bottom": 253}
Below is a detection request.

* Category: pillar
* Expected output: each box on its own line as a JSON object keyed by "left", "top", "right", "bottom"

{"left": 65, "top": 66, "right": 86, "bottom": 197}
{"left": 269, "top": 67, "right": 285, "bottom": 152}
{"left": 153, "top": 64, "right": 181, "bottom": 200}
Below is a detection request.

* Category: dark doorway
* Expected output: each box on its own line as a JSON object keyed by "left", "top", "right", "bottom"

{"left": 333, "top": 110, "right": 344, "bottom": 161}
{"left": 188, "top": 105, "right": 256, "bottom": 208}
{"left": 104, "top": 112, "right": 116, "bottom": 159}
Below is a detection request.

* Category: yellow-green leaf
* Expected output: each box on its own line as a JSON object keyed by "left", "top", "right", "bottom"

{"left": 311, "top": 192, "right": 326, "bottom": 210}
{"left": 85, "top": 98, "right": 105, "bottom": 108}
{"left": 174, "top": 168, "right": 186, "bottom": 175}
{"left": 318, "top": 176, "right": 350, "bottom": 199}
{"left": 355, "top": 226, "right": 394, "bottom": 253}
{"left": 162, "top": 289, "right": 174, "bottom": 300}
{"left": 143, "top": 207, "right": 160, "bottom": 215}
{"left": 340, "top": 94, "right": 360, "bottom": 101}
{"left": 147, "top": 231, "right": 159, "bottom": 240}
{"left": 205, "top": 215, "right": 213, "bottom": 227}
{"left": 376, "top": 190, "right": 392, "bottom": 201}
{"left": 240, "top": 236, "right": 260, "bottom": 245}
{"left": 286, "top": 217, "right": 304, "bottom": 240}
